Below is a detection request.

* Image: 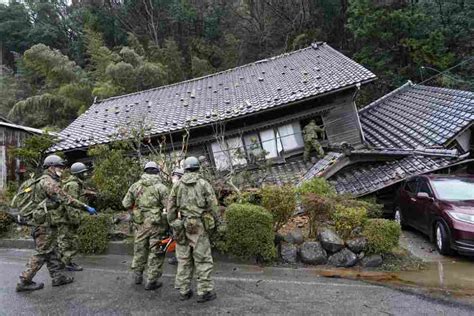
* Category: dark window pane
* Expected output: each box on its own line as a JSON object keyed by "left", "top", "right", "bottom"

{"left": 405, "top": 180, "right": 418, "bottom": 193}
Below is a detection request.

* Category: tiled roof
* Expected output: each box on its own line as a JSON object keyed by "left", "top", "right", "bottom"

{"left": 329, "top": 155, "right": 470, "bottom": 197}
{"left": 256, "top": 159, "right": 314, "bottom": 186}
{"left": 360, "top": 82, "right": 474, "bottom": 150}
{"left": 51, "top": 42, "right": 375, "bottom": 152}
{"left": 350, "top": 147, "right": 460, "bottom": 158}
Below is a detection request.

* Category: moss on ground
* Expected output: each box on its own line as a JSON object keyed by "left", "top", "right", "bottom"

{"left": 378, "top": 247, "right": 426, "bottom": 272}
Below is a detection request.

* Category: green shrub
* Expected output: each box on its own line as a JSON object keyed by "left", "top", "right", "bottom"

{"left": 358, "top": 197, "right": 384, "bottom": 218}
{"left": 297, "top": 177, "right": 336, "bottom": 196}
{"left": 332, "top": 205, "right": 367, "bottom": 239}
{"left": 224, "top": 189, "right": 262, "bottom": 206}
{"left": 222, "top": 203, "right": 276, "bottom": 262}
{"left": 77, "top": 214, "right": 111, "bottom": 254}
{"left": 333, "top": 195, "right": 384, "bottom": 219}
{"left": 363, "top": 219, "right": 401, "bottom": 255}
{"left": 261, "top": 185, "right": 296, "bottom": 231}
{"left": 301, "top": 193, "right": 334, "bottom": 237}
{"left": 88, "top": 142, "right": 141, "bottom": 210}
{"left": 0, "top": 211, "right": 13, "bottom": 236}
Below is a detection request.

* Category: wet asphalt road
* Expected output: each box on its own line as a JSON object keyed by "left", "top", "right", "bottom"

{"left": 0, "top": 248, "right": 472, "bottom": 315}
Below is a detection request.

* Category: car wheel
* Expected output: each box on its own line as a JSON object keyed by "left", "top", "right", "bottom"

{"left": 434, "top": 221, "right": 453, "bottom": 256}
{"left": 394, "top": 206, "right": 407, "bottom": 230}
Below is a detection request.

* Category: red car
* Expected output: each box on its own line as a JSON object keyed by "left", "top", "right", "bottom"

{"left": 394, "top": 174, "right": 474, "bottom": 256}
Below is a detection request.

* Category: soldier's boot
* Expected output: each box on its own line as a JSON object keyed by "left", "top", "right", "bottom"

{"left": 197, "top": 291, "right": 217, "bottom": 303}
{"left": 65, "top": 262, "right": 83, "bottom": 272}
{"left": 52, "top": 275, "right": 74, "bottom": 287}
{"left": 179, "top": 290, "right": 193, "bottom": 301}
{"left": 16, "top": 280, "right": 44, "bottom": 292}
{"left": 144, "top": 280, "right": 163, "bottom": 291}
{"left": 134, "top": 272, "right": 143, "bottom": 285}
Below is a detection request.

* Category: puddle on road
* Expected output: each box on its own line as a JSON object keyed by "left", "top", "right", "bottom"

{"left": 315, "top": 257, "right": 474, "bottom": 303}
{"left": 398, "top": 259, "right": 474, "bottom": 292}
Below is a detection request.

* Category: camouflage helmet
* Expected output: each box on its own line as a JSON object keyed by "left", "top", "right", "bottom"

{"left": 43, "top": 154, "right": 65, "bottom": 169}
{"left": 183, "top": 156, "right": 200, "bottom": 171}
{"left": 70, "top": 162, "right": 88, "bottom": 174}
{"left": 144, "top": 161, "right": 160, "bottom": 173}
{"left": 172, "top": 168, "right": 184, "bottom": 177}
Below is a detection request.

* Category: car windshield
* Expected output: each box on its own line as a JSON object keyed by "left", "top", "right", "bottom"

{"left": 431, "top": 178, "right": 474, "bottom": 201}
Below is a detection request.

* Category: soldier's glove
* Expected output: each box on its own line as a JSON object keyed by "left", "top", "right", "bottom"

{"left": 85, "top": 205, "right": 97, "bottom": 215}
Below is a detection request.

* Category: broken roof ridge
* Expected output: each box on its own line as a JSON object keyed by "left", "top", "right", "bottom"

{"left": 359, "top": 81, "right": 413, "bottom": 114}
{"left": 93, "top": 42, "right": 328, "bottom": 105}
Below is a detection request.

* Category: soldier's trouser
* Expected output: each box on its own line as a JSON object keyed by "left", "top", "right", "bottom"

{"left": 132, "top": 223, "right": 165, "bottom": 282}
{"left": 57, "top": 224, "right": 79, "bottom": 265}
{"left": 304, "top": 139, "right": 324, "bottom": 160}
{"left": 20, "top": 226, "right": 63, "bottom": 282}
{"left": 175, "top": 233, "right": 214, "bottom": 296}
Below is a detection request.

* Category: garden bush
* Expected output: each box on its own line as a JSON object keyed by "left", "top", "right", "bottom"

{"left": 301, "top": 193, "right": 334, "bottom": 237}
{"left": 224, "top": 189, "right": 262, "bottom": 206}
{"left": 363, "top": 219, "right": 401, "bottom": 254}
{"left": 332, "top": 205, "right": 368, "bottom": 239}
{"left": 77, "top": 214, "right": 112, "bottom": 254}
{"left": 260, "top": 185, "right": 296, "bottom": 231}
{"left": 0, "top": 211, "right": 13, "bottom": 236}
{"left": 88, "top": 142, "right": 141, "bottom": 210}
{"left": 333, "top": 195, "right": 384, "bottom": 219}
{"left": 297, "top": 177, "right": 336, "bottom": 197}
{"left": 222, "top": 203, "right": 276, "bottom": 262}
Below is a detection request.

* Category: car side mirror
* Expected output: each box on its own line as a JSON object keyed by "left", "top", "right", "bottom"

{"left": 416, "top": 192, "right": 432, "bottom": 200}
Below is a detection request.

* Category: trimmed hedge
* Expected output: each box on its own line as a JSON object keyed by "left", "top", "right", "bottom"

{"left": 77, "top": 214, "right": 111, "bottom": 254}
{"left": 297, "top": 177, "right": 336, "bottom": 197}
{"left": 222, "top": 203, "right": 276, "bottom": 262}
{"left": 261, "top": 185, "right": 296, "bottom": 231}
{"left": 363, "top": 219, "right": 401, "bottom": 255}
{"left": 332, "top": 205, "right": 367, "bottom": 239}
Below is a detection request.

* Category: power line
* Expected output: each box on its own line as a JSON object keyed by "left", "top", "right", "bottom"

{"left": 417, "top": 56, "right": 474, "bottom": 85}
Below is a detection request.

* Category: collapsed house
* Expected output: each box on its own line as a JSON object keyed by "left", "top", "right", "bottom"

{"left": 50, "top": 43, "right": 473, "bottom": 208}
{"left": 50, "top": 43, "right": 376, "bottom": 176}
{"left": 302, "top": 82, "right": 474, "bottom": 210}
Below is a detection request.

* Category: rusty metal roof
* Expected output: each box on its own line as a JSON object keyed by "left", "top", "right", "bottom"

{"left": 360, "top": 82, "right": 474, "bottom": 150}
{"left": 50, "top": 42, "right": 375, "bottom": 152}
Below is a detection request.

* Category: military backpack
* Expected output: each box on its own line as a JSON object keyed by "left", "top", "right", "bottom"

{"left": 10, "top": 176, "right": 47, "bottom": 225}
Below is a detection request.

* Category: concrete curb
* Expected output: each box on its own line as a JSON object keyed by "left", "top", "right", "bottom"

{"left": 0, "top": 238, "right": 134, "bottom": 255}
{"left": 0, "top": 238, "right": 252, "bottom": 263}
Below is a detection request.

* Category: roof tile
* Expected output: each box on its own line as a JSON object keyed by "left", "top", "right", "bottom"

{"left": 51, "top": 43, "right": 375, "bottom": 152}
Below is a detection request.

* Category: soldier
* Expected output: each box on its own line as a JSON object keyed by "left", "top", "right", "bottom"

{"left": 122, "top": 161, "right": 169, "bottom": 290}
{"left": 168, "top": 168, "right": 184, "bottom": 266}
{"left": 167, "top": 156, "right": 219, "bottom": 303}
{"left": 172, "top": 168, "right": 184, "bottom": 185}
{"left": 57, "top": 162, "right": 91, "bottom": 271}
{"left": 16, "top": 155, "right": 97, "bottom": 292}
{"left": 303, "top": 119, "right": 325, "bottom": 161}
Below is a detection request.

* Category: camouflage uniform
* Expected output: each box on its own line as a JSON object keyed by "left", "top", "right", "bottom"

{"left": 167, "top": 172, "right": 219, "bottom": 297}
{"left": 20, "top": 170, "right": 86, "bottom": 283}
{"left": 303, "top": 120, "right": 325, "bottom": 161}
{"left": 57, "top": 175, "right": 84, "bottom": 266}
{"left": 122, "top": 174, "right": 169, "bottom": 283}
